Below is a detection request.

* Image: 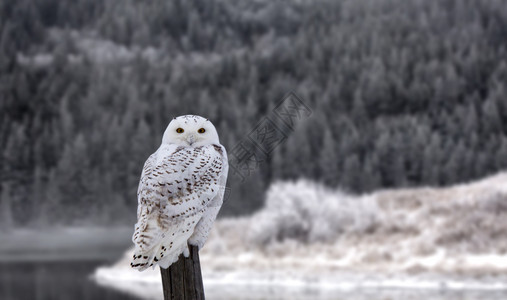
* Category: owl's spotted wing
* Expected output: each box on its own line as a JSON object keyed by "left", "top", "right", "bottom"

{"left": 131, "top": 144, "right": 227, "bottom": 270}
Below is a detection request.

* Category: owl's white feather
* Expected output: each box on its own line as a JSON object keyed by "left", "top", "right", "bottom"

{"left": 131, "top": 115, "right": 228, "bottom": 271}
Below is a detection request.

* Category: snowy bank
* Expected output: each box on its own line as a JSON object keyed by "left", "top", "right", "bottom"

{"left": 94, "top": 172, "right": 507, "bottom": 298}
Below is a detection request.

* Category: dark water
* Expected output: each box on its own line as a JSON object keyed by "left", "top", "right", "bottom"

{"left": 0, "top": 261, "right": 140, "bottom": 300}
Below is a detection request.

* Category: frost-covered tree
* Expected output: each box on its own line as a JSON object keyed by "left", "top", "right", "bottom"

{"left": 0, "top": 183, "right": 14, "bottom": 230}
{"left": 319, "top": 129, "right": 339, "bottom": 186}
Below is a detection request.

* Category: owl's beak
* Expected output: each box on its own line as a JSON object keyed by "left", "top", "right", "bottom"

{"left": 187, "top": 134, "right": 196, "bottom": 146}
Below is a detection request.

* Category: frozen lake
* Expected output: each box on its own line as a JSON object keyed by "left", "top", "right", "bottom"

{"left": 0, "top": 261, "right": 137, "bottom": 300}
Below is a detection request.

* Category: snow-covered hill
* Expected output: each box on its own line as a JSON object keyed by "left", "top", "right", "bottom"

{"left": 95, "top": 172, "right": 507, "bottom": 299}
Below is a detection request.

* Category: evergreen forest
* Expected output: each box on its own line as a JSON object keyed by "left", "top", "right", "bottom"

{"left": 1, "top": 0, "right": 507, "bottom": 226}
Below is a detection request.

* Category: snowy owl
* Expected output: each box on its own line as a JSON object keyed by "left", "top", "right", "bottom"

{"left": 131, "top": 115, "right": 228, "bottom": 271}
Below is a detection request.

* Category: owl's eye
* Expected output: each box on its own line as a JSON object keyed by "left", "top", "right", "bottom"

{"left": 176, "top": 128, "right": 184, "bottom": 133}
{"left": 197, "top": 128, "right": 206, "bottom": 133}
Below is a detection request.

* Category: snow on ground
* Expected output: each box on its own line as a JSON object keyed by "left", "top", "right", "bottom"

{"left": 94, "top": 172, "right": 507, "bottom": 299}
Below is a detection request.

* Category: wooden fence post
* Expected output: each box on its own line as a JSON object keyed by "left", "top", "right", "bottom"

{"left": 160, "top": 244, "right": 205, "bottom": 300}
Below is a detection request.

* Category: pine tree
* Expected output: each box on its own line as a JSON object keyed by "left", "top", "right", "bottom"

{"left": 482, "top": 97, "right": 502, "bottom": 134}
{"left": 31, "top": 167, "right": 47, "bottom": 226}
{"left": 496, "top": 136, "right": 507, "bottom": 171}
{"left": 319, "top": 128, "right": 339, "bottom": 186}
{"left": 0, "top": 182, "right": 14, "bottom": 231}
{"left": 342, "top": 154, "right": 362, "bottom": 192}
{"left": 362, "top": 153, "right": 381, "bottom": 191}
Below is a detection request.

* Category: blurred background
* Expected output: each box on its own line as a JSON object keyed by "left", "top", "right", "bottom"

{"left": 1, "top": 0, "right": 507, "bottom": 299}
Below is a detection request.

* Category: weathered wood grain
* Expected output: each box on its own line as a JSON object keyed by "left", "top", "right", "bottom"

{"left": 160, "top": 244, "right": 204, "bottom": 300}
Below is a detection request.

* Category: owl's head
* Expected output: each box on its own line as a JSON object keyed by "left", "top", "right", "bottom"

{"left": 162, "top": 115, "right": 220, "bottom": 147}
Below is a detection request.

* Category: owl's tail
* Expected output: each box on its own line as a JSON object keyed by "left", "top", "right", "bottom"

{"left": 131, "top": 219, "right": 198, "bottom": 271}
{"left": 130, "top": 251, "right": 153, "bottom": 271}
{"left": 131, "top": 212, "right": 204, "bottom": 271}
{"left": 131, "top": 237, "right": 190, "bottom": 271}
